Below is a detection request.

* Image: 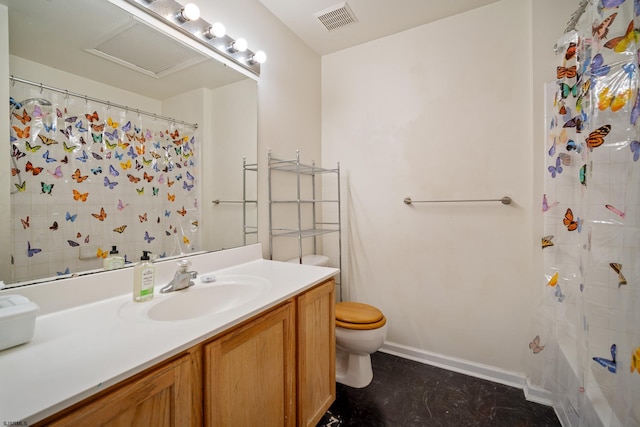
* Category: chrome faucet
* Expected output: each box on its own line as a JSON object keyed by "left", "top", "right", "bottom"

{"left": 160, "top": 260, "right": 198, "bottom": 293}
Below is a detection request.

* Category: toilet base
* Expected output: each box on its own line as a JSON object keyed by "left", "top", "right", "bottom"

{"left": 335, "top": 347, "right": 373, "bottom": 388}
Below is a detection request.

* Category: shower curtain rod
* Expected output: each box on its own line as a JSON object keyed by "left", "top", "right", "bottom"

{"left": 403, "top": 196, "right": 512, "bottom": 205}
{"left": 9, "top": 75, "right": 198, "bottom": 129}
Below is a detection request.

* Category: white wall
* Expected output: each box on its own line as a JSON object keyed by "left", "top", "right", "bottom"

{"left": 322, "top": 0, "right": 534, "bottom": 373}
{"left": 195, "top": 0, "right": 322, "bottom": 259}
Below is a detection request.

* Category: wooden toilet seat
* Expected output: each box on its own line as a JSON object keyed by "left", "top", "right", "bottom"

{"left": 335, "top": 302, "right": 387, "bottom": 330}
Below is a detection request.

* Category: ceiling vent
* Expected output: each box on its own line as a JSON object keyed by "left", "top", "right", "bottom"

{"left": 315, "top": 2, "right": 358, "bottom": 32}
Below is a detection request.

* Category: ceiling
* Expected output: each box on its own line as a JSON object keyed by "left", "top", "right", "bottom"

{"left": 2, "top": 0, "right": 247, "bottom": 100}
{"left": 258, "top": 0, "right": 502, "bottom": 55}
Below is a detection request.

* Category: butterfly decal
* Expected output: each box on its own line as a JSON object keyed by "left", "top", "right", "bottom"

{"left": 76, "top": 150, "right": 89, "bottom": 162}
{"left": 9, "top": 97, "right": 22, "bottom": 110}
{"left": 555, "top": 284, "right": 565, "bottom": 302}
{"left": 50, "top": 221, "right": 58, "bottom": 231}
{"left": 127, "top": 146, "right": 138, "bottom": 159}
{"left": 631, "top": 89, "right": 640, "bottom": 125}
{"left": 113, "top": 225, "right": 127, "bottom": 234}
{"left": 547, "top": 272, "right": 559, "bottom": 287}
{"left": 579, "top": 164, "right": 587, "bottom": 187}
{"left": 91, "top": 152, "right": 103, "bottom": 160}
{"left": 183, "top": 236, "right": 190, "bottom": 245}
{"left": 558, "top": 152, "right": 571, "bottom": 166}
{"left": 105, "top": 129, "right": 118, "bottom": 141}
{"left": 136, "top": 145, "right": 145, "bottom": 155}
{"left": 177, "top": 206, "right": 187, "bottom": 216}
{"left": 12, "top": 145, "right": 26, "bottom": 160}
{"left": 117, "top": 140, "right": 130, "bottom": 149}
{"left": 152, "top": 187, "right": 159, "bottom": 196}
{"left": 92, "top": 133, "right": 103, "bottom": 144}
{"left": 20, "top": 216, "right": 29, "bottom": 229}
{"left": 143, "top": 172, "right": 153, "bottom": 182}
{"left": 43, "top": 122, "right": 56, "bottom": 133}
{"left": 72, "top": 189, "right": 89, "bottom": 202}
{"left": 96, "top": 248, "right": 108, "bottom": 259}
{"left": 64, "top": 116, "right": 78, "bottom": 123}
{"left": 91, "top": 167, "right": 103, "bottom": 175}
{"left": 107, "top": 117, "right": 119, "bottom": 128}
{"left": 67, "top": 240, "right": 80, "bottom": 247}
{"left": 75, "top": 120, "right": 88, "bottom": 133}
{"left": 586, "top": 125, "right": 611, "bottom": 149}
{"left": 566, "top": 139, "right": 583, "bottom": 153}
{"left": 165, "top": 209, "right": 171, "bottom": 217}
{"left": 548, "top": 156, "right": 563, "bottom": 178}
{"left": 590, "top": 53, "right": 611, "bottom": 77}
{"left": 108, "top": 165, "right": 120, "bottom": 177}
{"left": 91, "top": 207, "right": 107, "bottom": 221}
{"left": 593, "top": 344, "right": 617, "bottom": 373}
{"left": 609, "top": 263, "right": 627, "bottom": 286}
{"left": 605, "top": 204, "right": 625, "bottom": 219}
{"left": 57, "top": 267, "right": 71, "bottom": 276}
{"left": 71, "top": 168, "right": 88, "bottom": 183}
{"left": 601, "top": 0, "right": 625, "bottom": 8}
{"left": 604, "top": 20, "right": 639, "bottom": 52}
{"left": 25, "top": 161, "right": 43, "bottom": 176}
{"left": 120, "top": 159, "right": 132, "bottom": 170}
{"left": 529, "top": 335, "right": 545, "bottom": 354}
{"left": 104, "top": 177, "right": 118, "bottom": 190}
{"left": 38, "top": 135, "right": 58, "bottom": 146}
{"left": 65, "top": 212, "right": 78, "bottom": 222}
{"left": 136, "top": 187, "right": 144, "bottom": 195}
{"left": 63, "top": 141, "right": 77, "bottom": 152}
{"left": 167, "top": 192, "right": 176, "bottom": 202}
{"left": 85, "top": 111, "right": 100, "bottom": 122}
{"left": 121, "top": 121, "right": 131, "bottom": 132}
{"left": 598, "top": 87, "right": 631, "bottom": 111}
{"left": 134, "top": 160, "right": 143, "bottom": 171}
{"left": 139, "top": 213, "right": 148, "bottom": 223}
{"left": 14, "top": 181, "right": 26, "bottom": 192}
{"left": 592, "top": 13, "right": 617, "bottom": 40}
{"left": 127, "top": 174, "right": 141, "bottom": 183}
{"left": 563, "top": 208, "right": 581, "bottom": 232}
{"left": 41, "top": 182, "right": 54, "bottom": 195}
{"left": 12, "top": 109, "right": 31, "bottom": 125}
{"left": 144, "top": 231, "right": 155, "bottom": 244}
{"left": 563, "top": 115, "right": 584, "bottom": 132}
{"left": 630, "top": 140, "right": 640, "bottom": 161}
{"left": 25, "top": 141, "right": 41, "bottom": 152}
{"left": 117, "top": 199, "right": 129, "bottom": 211}
{"left": 560, "top": 83, "right": 579, "bottom": 98}
{"left": 542, "top": 235, "right": 554, "bottom": 249}
{"left": 27, "top": 241, "right": 42, "bottom": 257}
{"left": 632, "top": 347, "right": 640, "bottom": 374}
{"left": 183, "top": 181, "right": 194, "bottom": 191}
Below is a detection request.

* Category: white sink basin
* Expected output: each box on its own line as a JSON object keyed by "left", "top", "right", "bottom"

{"left": 119, "top": 275, "right": 271, "bottom": 321}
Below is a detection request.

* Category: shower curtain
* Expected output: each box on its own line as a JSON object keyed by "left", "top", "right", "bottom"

{"left": 9, "top": 82, "right": 200, "bottom": 283}
{"left": 542, "top": 0, "right": 640, "bottom": 425}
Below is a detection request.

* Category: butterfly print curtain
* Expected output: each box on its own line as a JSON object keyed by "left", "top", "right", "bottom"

{"left": 9, "top": 82, "right": 200, "bottom": 283}
{"left": 541, "top": 0, "right": 639, "bottom": 425}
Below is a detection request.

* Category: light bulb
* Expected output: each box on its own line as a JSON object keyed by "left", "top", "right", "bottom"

{"left": 205, "top": 22, "right": 226, "bottom": 39}
{"left": 180, "top": 3, "right": 200, "bottom": 21}
{"left": 229, "top": 37, "right": 248, "bottom": 53}
{"left": 249, "top": 50, "right": 267, "bottom": 64}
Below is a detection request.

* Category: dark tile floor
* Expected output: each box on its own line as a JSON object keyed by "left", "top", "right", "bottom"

{"left": 317, "top": 351, "right": 561, "bottom": 427}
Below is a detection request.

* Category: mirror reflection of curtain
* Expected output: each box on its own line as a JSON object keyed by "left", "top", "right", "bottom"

{"left": 540, "top": 1, "right": 640, "bottom": 425}
{"left": 9, "top": 81, "right": 200, "bottom": 283}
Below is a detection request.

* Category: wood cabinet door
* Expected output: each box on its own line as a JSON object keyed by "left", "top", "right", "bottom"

{"left": 46, "top": 354, "right": 193, "bottom": 427}
{"left": 204, "top": 302, "right": 296, "bottom": 427}
{"left": 297, "top": 279, "right": 336, "bottom": 427}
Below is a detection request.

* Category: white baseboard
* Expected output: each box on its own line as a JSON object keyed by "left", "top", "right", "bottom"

{"left": 379, "top": 341, "right": 553, "bottom": 407}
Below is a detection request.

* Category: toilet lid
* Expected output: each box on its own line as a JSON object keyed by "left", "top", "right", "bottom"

{"left": 335, "top": 302, "right": 386, "bottom": 330}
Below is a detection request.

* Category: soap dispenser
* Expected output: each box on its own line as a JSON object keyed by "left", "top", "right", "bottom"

{"left": 103, "top": 245, "right": 125, "bottom": 270}
{"left": 133, "top": 251, "right": 155, "bottom": 302}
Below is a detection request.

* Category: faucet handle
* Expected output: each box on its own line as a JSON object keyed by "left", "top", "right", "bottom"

{"left": 177, "top": 259, "right": 191, "bottom": 272}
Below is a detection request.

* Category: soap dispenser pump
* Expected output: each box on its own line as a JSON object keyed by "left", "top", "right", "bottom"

{"left": 133, "top": 251, "right": 155, "bottom": 302}
{"left": 103, "top": 245, "right": 125, "bottom": 270}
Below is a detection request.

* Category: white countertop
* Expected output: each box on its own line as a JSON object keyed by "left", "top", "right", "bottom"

{"left": 0, "top": 244, "right": 338, "bottom": 424}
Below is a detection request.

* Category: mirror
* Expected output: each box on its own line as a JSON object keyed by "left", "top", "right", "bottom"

{"left": 1, "top": 0, "right": 257, "bottom": 288}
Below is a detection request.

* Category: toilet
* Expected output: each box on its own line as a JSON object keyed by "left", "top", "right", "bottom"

{"left": 287, "top": 254, "right": 388, "bottom": 388}
{"left": 335, "top": 301, "right": 387, "bottom": 388}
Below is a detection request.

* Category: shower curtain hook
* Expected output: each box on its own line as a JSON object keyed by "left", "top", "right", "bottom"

{"left": 64, "top": 90, "right": 69, "bottom": 100}
{"left": 107, "top": 101, "right": 111, "bottom": 110}
{"left": 84, "top": 95, "right": 88, "bottom": 106}
{"left": 10, "top": 75, "right": 15, "bottom": 87}
{"left": 39, "top": 83, "right": 43, "bottom": 94}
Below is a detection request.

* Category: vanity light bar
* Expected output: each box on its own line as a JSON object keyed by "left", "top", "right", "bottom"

{"left": 123, "top": 0, "right": 263, "bottom": 76}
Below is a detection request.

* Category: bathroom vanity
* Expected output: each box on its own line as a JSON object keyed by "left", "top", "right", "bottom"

{"left": 0, "top": 244, "right": 337, "bottom": 426}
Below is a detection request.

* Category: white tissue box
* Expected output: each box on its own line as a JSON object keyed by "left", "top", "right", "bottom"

{"left": 0, "top": 295, "right": 39, "bottom": 351}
